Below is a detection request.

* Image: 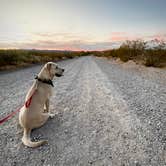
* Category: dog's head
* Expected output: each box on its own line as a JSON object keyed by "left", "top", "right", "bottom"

{"left": 45, "top": 62, "right": 64, "bottom": 78}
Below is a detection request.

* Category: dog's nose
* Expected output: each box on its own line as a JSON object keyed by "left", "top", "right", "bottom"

{"left": 62, "top": 69, "right": 65, "bottom": 72}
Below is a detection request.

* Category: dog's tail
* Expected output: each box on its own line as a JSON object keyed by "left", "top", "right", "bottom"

{"left": 22, "top": 128, "right": 47, "bottom": 148}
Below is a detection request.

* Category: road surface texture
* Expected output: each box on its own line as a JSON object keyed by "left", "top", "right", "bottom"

{"left": 0, "top": 56, "right": 166, "bottom": 166}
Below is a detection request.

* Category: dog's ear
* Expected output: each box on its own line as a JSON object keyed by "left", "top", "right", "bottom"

{"left": 46, "top": 63, "right": 52, "bottom": 72}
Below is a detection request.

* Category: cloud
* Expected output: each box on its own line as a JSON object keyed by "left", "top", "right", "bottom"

{"left": 34, "top": 32, "right": 76, "bottom": 38}
{"left": 111, "top": 32, "right": 127, "bottom": 36}
{"left": 0, "top": 40, "right": 120, "bottom": 51}
{"left": 110, "top": 31, "right": 166, "bottom": 42}
{"left": 32, "top": 32, "right": 93, "bottom": 42}
{"left": 110, "top": 32, "right": 138, "bottom": 41}
{"left": 145, "top": 33, "right": 166, "bottom": 41}
{"left": 2, "top": 32, "right": 165, "bottom": 50}
{"left": 1, "top": 31, "right": 121, "bottom": 50}
{"left": 1, "top": 31, "right": 119, "bottom": 50}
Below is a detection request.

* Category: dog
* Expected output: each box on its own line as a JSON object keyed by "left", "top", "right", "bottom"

{"left": 19, "top": 62, "right": 64, "bottom": 148}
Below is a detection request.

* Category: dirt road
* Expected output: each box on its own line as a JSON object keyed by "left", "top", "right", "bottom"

{"left": 0, "top": 56, "right": 166, "bottom": 166}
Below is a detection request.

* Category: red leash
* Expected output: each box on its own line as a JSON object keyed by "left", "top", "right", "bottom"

{"left": 0, "top": 90, "right": 36, "bottom": 125}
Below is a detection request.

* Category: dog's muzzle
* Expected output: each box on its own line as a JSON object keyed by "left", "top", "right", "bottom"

{"left": 55, "top": 73, "right": 63, "bottom": 77}
{"left": 55, "top": 69, "right": 65, "bottom": 77}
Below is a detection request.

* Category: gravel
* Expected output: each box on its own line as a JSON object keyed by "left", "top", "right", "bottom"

{"left": 0, "top": 56, "right": 165, "bottom": 166}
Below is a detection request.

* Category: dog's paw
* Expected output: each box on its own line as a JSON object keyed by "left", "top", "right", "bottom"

{"left": 49, "top": 113, "right": 55, "bottom": 118}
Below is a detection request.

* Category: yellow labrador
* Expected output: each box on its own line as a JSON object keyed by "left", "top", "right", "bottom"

{"left": 19, "top": 62, "right": 64, "bottom": 148}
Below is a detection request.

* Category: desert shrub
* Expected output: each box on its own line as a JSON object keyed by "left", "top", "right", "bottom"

{"left": 144, "top": 49, "right": 166, "bottom": 67}
{"left": 0, "top": 49, "right": 92, "bottom": 68}
{"left": 117, "top": 40, "right": 146, "bottom": 62}
{"left": 95, "top": 39, "right": 166, "bottom": 67}
{"left": 117, "top": 47, "right": 131, "bottom": 62}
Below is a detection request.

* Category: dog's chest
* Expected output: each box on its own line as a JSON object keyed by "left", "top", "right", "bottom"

{"left": 39, "top": 85, "right": 53, "bottom": 98}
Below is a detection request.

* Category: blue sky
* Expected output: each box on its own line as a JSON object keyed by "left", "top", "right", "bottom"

{"left": 0, "top": 0, "right": 166, "bottom": 50}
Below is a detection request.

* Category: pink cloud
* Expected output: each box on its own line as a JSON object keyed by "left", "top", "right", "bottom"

{"left": 0, "top": 40, "right": 120, "bottom": 51}
{"left": 145, "top": 33, "right": 166, "bottom": 41}
{"left": 155, "top": 36, "right": 165, "bottom": 41}
{"left": 110, "top": 31, "right": 166, "bottom": 42}
{"left": 33, "top": 32, "right": 92, "bottom": 42}
{"left": 111, "top": 32, "right": 127, "bottom": 35}
{"left": 110, "top": 32, "right": 134, "bottom": 41}
{"left": 3, "top": 32, "right": 165, "bottom": 50}
{"left": 111, "top": 36, "right": 128, "bottom": 41}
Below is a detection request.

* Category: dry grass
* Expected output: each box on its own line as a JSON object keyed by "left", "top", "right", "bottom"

{"left": 0, "top": 49, "right": 89, "bottom": 70}
{"left": 93, "top": 40, "right": 166, "bottom": 67}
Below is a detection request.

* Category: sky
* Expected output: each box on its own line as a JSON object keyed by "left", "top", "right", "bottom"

{"left": 0, "top": 0, "right": 166, "bottom": 50}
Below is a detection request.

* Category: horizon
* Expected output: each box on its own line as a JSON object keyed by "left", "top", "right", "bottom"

{"left": 1, "top": 0, "right": 166, "bottom": 51}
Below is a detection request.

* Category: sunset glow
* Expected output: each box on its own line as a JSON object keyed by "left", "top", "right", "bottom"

{"left": 0, "top": 0, "right": 166, "bottom": 50}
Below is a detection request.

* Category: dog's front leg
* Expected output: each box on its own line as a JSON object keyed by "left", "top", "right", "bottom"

{"left": 44, "top": 99, "right": 49, "bottom": 113}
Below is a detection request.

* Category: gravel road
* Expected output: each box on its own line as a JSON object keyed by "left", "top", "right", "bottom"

{"left": 0, "top": 56, "right": 166, "bottom": 166}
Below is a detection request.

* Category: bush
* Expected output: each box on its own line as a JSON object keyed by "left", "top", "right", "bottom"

{"left": 0, "top": 49, "right": 90, "bottom": 68}
{"left": 144, "top": 50, "right": 166, "bottom": 67}
{"left": 96, "top": 40, "right": 166, "bottom": 67}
